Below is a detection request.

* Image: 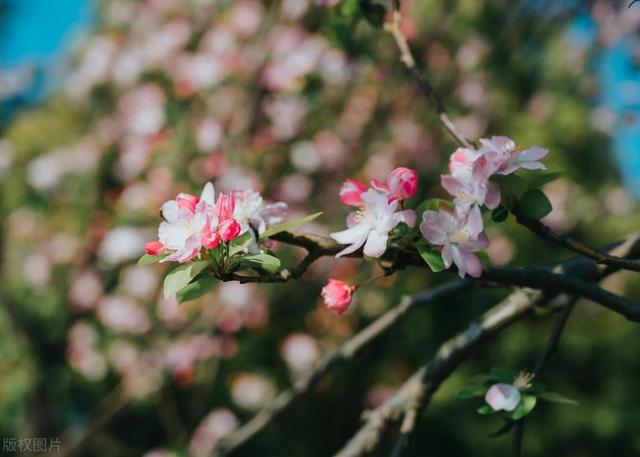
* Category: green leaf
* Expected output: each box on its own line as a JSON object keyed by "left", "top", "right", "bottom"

{"left": 163, "top": 260, "right": 211, "bottom": 299}
{"left": 491, "top": 175, "right": 528, "bottom": 200}
{"left": 538, "top": 391, "right": 579, "bottom": 406}
{"left": 176, "top": 273, "right": 217, "bottom": 304}
{"left": 491, "top": 206, "right": 509, "bottom": 223}
{"left": 260, "top": 212, "right": 323, "bottom": 240}
{"left": 491, "top": 368, "right": 517, "bottom": 383}
{"left": 417, "top": 244, "right": 445, "bottom": 272}
{"left": 415, "top": 198, "right": 454, "bottom": 216}
{"left": 511, "top": 394, "right": 537, "bottom": 420}
{"left": 137, "top": 253, "right": 166, "bottom": 267}
{"left": 478, "top": 404, "right": 495, "bottom": 415}
{"left": 456, "top": 385, "right": 487, "bottom": 399}
{"left": 519, "top": 189, "right": 552, "bottom": 220}
{"left": 228, "top": 232, "right": 253, "bottom": 256}
{"left": 239, "top": 253, "right": 281, "bottom": 273}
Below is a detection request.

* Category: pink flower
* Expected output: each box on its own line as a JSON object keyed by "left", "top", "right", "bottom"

{"left": 479, "top": 136, "right": 548, "bottom": 175}
{"left": 441, "top": 170, "right": 501, "bottom": 213}
{"left": 514, "top": 146, "right": 549, "bottom": 171}
{"left": 485, "top": 383, "right": 521, "bottom": 412}
{"left": 215, "top": 193, "right": 235, "bottom": 221}
{"left": 176, "top": 193, "right": 200, "bottom": 213}
{"left": 448, "top": 147, "right": 480, "bottom": 175}
{"left": 339, "top": 179, "right": 367, "bottom": 206}
{"left": 200, "top": 225, "right": 221, "bottom": 250}
{"left": 331, "top": 189, "right": 416, "bottom": 258}
{"left": 219, "top": 219, "right": 241, "bottom": 242}
{"left": 145, "top": 241, "right": 167, "bottom": 256}
{"left": 214, "top": 193, "right": 241, "bottom": 242}
{"left": 420, "top": 208, "right": 489, "bottom": 278}
{"left": 159, "top": 183, "right": 215, "bottom": 263}
{"left": 233, "top": 189, "right": 288, "bottom": 236}
{"left": 371, "top": 167, "right": 418, "bottom": 203}
{"left": 321, "top": 279, "right": 356, "bottom": 315}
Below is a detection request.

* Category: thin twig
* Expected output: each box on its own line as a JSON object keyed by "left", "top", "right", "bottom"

{"left": 533, "top": 297, "right": 577, "bottom": 376}
{"left": 516, "top": 217, "right": 640, "bottom": 273}
{"left": 514, "top": 420, "right": 525, "bottom": 457}
{"left": 511, "top": 296, "right": 577, "bottom": 454}
{"left": 213, "top": 281, "right": 474, "bottom": 456}
{"left": 384, "top": 3, "right": 472, "bottom": 148}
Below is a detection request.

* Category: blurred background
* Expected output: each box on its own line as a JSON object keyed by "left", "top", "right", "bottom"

{"left": 0, "top": 0, "right": 639, "bottom": 456}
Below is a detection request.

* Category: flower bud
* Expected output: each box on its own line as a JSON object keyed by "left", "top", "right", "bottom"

{"left": 484, "top": 383, "right": 521, "bottom": 412}
{"left": 339, "top": 179, "right": 366, "bottom": 206}
{"left": 321, "top": 279, "right": 356, "bottom": 315}
{"left": 145, "top": 241, "right": 167, "bottom": 256}
{"left": 219, "top": 218, "right": 241, "bottom": 242}
{"left": 176, "top": 193, "right": 200, "bottom": 213}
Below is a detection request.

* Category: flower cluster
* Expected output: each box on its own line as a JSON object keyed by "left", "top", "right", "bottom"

{"left": 145, "top": 182, "right": 287, "bottom": 263}
{"left": 420, "top": 136, "right": 548, "bottom": 278}
{"left": 321, "top": 167, "right": 418, "bottom": 314}
{"left": 331, "top": 167, "right": 418, "bottom": 258}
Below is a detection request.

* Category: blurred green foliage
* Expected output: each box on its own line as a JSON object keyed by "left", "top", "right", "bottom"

{"left": 0, "top": 1, "right": 639, "bottom": 456}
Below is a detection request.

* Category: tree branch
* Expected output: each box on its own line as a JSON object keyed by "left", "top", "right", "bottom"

{"left": 213, "top": 281, "right": 474, "bottom": 456}
{"left": 335, "top": 231, "right": 640, "bottom": 456}
{"left": 516, "top": 217, "right": 640, "bottom": 273}
{"left": 240, "top": 229, "right": 640, "bottom": 323}
{"left": 333, "top": 288, "right": 544, "bottom": 457}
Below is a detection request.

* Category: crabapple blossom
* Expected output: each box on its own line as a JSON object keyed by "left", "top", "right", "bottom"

{"left": 144, "top": 241, "right": 167, "bottom": 256}
{"left": 232, "top": 189, "right": 288, "bottom": 236}
{"left": 156, "top": 182, "right": 242, "bottom": 263}
{"left": 370, "top": 166, "right": 418, "bottom": 203}
{"left": 339, "top": 178, "right": 367, "bottom": 206}
{"left": 478, "top": 136, "right": 548, "bottom": 176}
{"left": 484, "top": 383, "right": 521, "bottom": 412}
{"left": 158, "top": 184, "right": 213, "bottom": 263}
{"left": 331, "top": 189, "right": 416, "bottom": 258}
{"left": 420, "top": 208, "right": 489, "bottom": 278}
{"left": 321, "top": 279, "right": 356, "bottom": 315}
{"left": 441, "top": 170, "right": 501, "bottom": 214}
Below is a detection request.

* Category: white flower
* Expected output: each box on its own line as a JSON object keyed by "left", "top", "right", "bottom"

{"left": 158, "top": 183, "right": 215, "bottom": 263}
{"left": 233, "top": 189, "right": 287, "bottom": 236}
{"left": 485, "top": 383, "right": 521, "bottom": 412}
{"left": 330, "top": 189, "right": 416, "bottom": 258}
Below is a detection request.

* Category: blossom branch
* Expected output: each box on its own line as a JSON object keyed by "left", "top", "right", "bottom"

{"left": 384, "top": 0, "right": 640, "bottom": 278}
{"left": 334, "top": 232, "right": 640, "bottom": 456}
{"left": 333, "top": 288, "right": 545, "bottom": 457}
{"left": 212, "top": 280, "right": 474, "bottom": 456}
{"left": 252, "top": 230, "right": 640, "bottom": 322}
{"left": 384, "top": 1, "right": 472, "bottom": 149}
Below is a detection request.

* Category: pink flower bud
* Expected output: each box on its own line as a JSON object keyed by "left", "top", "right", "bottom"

{"left": 200, "top": 224, "right": 221, "bottom": 249}
{"left": 145, "top": 241, "right": 167, "bottom": 256}
{"left": 215, "top": 193, "right": 236, "bottom": 221}
{"left": 386, "top": 167, "right": 418, "bottom": 202}
{"left": 176, "top": 193, "right": 200, "bottom": 213}
{"left": 339, "top": 179, "right": 367, "bottom": 206}
{"left": 321, "top": 279, "right": 356, "bottom": 315}
{"left": 484, "top": 383, "right": 521, "bottom": 412}
{"left": 219, "top": 218, "right": 241, "bottom": 242}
